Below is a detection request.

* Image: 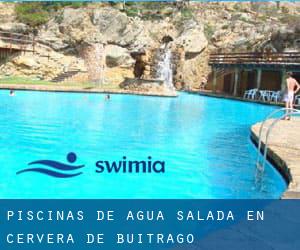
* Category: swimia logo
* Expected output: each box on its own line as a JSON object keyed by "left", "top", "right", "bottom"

{"left": 16, "top": 153, "right": 85, "bottom": 178}
{"left": 16, "top": 153, "right": 165, "bottom": 178}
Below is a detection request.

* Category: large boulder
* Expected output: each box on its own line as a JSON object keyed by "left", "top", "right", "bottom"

{"left": 37, "top": 29, "right": 69, "bottom": 51}
{"left": 176, "top": 20, "right": 208, "bottom": 54}
{"left": 60, "top": 8, "right": 91, "bottom": 28}
{"left": 0, "top": 22, "right": 29, "bottom": 33}
{"left": 119, "top": 20, "right": 156, "bottom": 50}
{"left": 105, "top": 45, "right": 134, "bottom": 68}
{"left": 181, "top": 50, "right": 210, "bottom": 89}
{"left": 0, "top": 43, "right": 86, "bottom": 80}
{"left": 119, "top": 77, "right": 177, "bottom": 97}
{"left": 269, "top": 25, "right": 300, "bottom": 52}
{"left": 92, "top": 8, "right": 129, "bottom": 43}
{"left": 12, "top": 56, "right": 39, "bottom": 69}
{"left": 58, "top": 8, "right": 100, "bottom": 44}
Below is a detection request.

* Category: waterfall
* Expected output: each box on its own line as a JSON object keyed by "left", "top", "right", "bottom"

{"left": 157, "top": 46, "right": 175, "bottom": 91}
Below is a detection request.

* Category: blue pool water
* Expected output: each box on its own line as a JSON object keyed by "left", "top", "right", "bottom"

{"left": 0, "top": 90, "right": 286, "bottom": 198}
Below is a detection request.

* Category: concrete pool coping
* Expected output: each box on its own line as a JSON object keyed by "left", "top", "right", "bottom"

{"left": 186, "top": 90, "right": 286, "bottom": 107}
{"left": 0, "top": 84, "right": 178, "bottom": 98}
{"left": 251, "top": 119, "right": 300, "bottom": 199}
{"left": 0, "top": 85, "right": 291, "bottom": 103}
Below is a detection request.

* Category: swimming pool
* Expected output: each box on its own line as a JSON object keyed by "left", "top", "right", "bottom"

{"left": 0, "top": 90, "right": 286, "bottom": 198}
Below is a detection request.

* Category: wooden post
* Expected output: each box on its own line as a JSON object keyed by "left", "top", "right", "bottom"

{"left": 32, "top": 36, "right": 35, "bottom": 54}
{"left": 256, "top": 68, "right": 262, "bottom": 89}
{"left": 230, "top": 72, "right": 235, "bottom": 94}
{"left": 233, "top": 67, "right": 239, "bottom": 96}
{"left": 212, "top": 67, "right": 217, "bottom": 93}
{"left": 280, "top": 68, "right": 286, "bottom": 91}
{"left": 9, "top": 33, "right": 12, "bottom": 52}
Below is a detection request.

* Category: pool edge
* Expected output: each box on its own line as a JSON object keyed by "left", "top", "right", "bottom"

{"left": 250, "top": 122, "right": 300, "bottom": 199}
{"left": 184, "top": 90, "right": 284, "bottom": 107}
{"left": 0, "top": 84, "right": 178, "bottom": 98}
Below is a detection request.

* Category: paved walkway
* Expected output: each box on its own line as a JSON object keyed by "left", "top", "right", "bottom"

{"left": 251, "top": 118, "right": 300, "bottom": 199}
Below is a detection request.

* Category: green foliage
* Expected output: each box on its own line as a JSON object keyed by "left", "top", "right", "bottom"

{"left": 233, "top": 3, "right": 249, "bottom": 13}
{"left": 204, "top": 23, "right": 215, "bottom": 41}
{"left": 233, "top": 3, "right": 243, "bottom": 12}
{"left": 43, "top": 2, "right": 87, "bottom": 11}
{"left": 124, "top": 8, "right": 140, "bottom": 18}
{"left": 0, "top": 76, "right": 53, "bottom": 85}
{"left": 15, "top": 3, "right": 50, "bottom": 27}
{"left": 257, "top": 15, "right": 268, "bottom": 22}
{"left": 239, "top": 16, "right": 257, "bottom": 25}
{"left": 123, "top": 2, "right": 176, "bottom": 20}
{"left": 180, "top": 8, "right": 193, "bottom": 20}
{"left": 15, "top": 2, "right": 88, "bottom": 27}
{"left": 281, "top": 6, "right": 289, "bottom": 14}
{"left": 221, "top": 24, "right": 229, "bottom": 30}
{"left": 173, "top": 7, "right": 194, "bottom": 28}
{"left": 0, "top": 76, "right": 95, "bottom": 88}
{"left": 279, "top": 14, "right": 300, "bottom": 26}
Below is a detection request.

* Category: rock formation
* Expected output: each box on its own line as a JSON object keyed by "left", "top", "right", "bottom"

{"left": 0, "top": 2, "right": 299, "bottom": 90}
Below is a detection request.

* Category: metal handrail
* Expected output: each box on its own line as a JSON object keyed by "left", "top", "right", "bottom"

{"left": 0, "top": 36, "right": 32, "bottom": 44}
{"left": 0, "top": 30, "right": 32, "bottom": 38}
{"left": 0, "top": 32, "right": 34, "bottom": 53}
{"left": 256, "top": 108, "right": 300, "bottom": 171}
{"left": 261, "top": 110, "right": 300, "bottom": 170}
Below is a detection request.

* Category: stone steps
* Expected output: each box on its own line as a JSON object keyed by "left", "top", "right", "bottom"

{"left": 51, "top": 70, "right": 82, "bottom": 83}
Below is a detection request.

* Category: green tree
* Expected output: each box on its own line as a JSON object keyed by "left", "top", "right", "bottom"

{"left": 15, "top": 3, "right": 50, "bottom": 27}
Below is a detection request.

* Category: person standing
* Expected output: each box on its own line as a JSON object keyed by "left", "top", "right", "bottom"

{"left": 200, "top": 76, "right": 207, "bottom": 90}
{"left": 284, "top": 72, "right": 300, "bottom": 120}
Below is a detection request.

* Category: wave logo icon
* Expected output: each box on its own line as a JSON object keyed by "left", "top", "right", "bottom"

{"left": 16, "top": 152, "right": 85, "bottom": 178}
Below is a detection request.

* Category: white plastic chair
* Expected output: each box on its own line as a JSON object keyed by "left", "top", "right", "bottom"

{"left": 259, "top": 90, "right": 269, "bottom": 101}
{"left": 270, "top": 91, "right": 281, "bottom": 103}
{"left": 243, "top": 90, "right": 251, "bottom": 99}
{"left": 249, "top": 88, "right": 258, "bottom": 99}
{"left": 243, "top": 88, "right": 258, "bottom": 99}
{"left": 295, "top": 95, "right": 300, "bottom": 105}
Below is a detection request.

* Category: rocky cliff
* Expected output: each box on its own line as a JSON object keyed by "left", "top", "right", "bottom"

{"left": 0, "top": 2, "right": 299, "bottom": 90}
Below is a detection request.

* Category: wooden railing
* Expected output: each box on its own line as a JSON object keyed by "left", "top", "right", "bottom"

{"left": 209, "top": 52, "right": 300, "bottom": 65}
{"left": 0, "top": 30, "right": 35, "bottom": 52}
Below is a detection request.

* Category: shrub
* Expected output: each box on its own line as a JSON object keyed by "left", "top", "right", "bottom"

{"left": 279, "top": 14, "right": 300, "bottom": 26}
{"left": 180, "top": 8, "right": 193, "bottom": 19}
{"left": 204, "top": 23, "right": 215, "bottom": 40}
{"left": 15, "top": 2, "right": 88, "bottom": 27}
{"left": 124, "top": 8, "right": 140, "bottom": 18}
{"left": 15, "top": 3, "right": 50, "bottom": 27}
{"left": 281, "top": 6, "right": 289, "bottom": 14}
